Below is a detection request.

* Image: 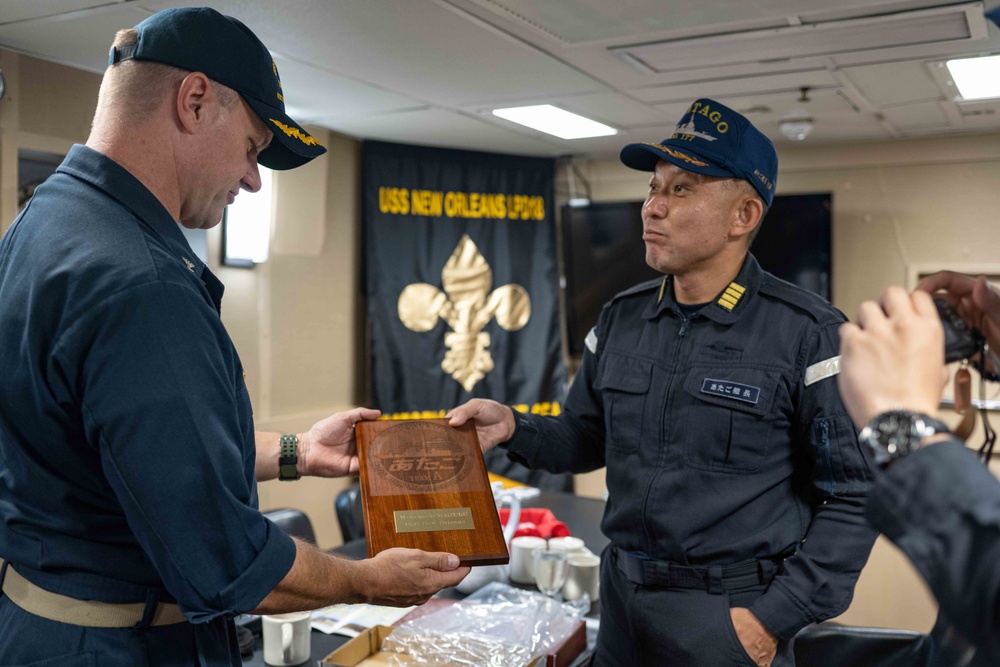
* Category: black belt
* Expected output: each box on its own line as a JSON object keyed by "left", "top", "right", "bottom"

{"left": 614, "top": 547, "right": 779, "bottom": 594}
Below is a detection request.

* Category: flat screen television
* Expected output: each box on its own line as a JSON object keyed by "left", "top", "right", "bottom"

{"left": 560, "top": 193, "right": 832, "bottom": 357}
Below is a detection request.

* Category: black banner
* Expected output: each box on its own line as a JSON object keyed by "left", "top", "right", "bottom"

{"left": 363, "top": 141, "right": 568, "bottom": 490}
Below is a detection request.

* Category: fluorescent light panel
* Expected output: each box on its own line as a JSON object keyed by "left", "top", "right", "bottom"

{"left": 946, "top": 54, "right": 1000, "bottom": 100}
{"left": 492, "top": 105, "right": 617, "bottom": 140}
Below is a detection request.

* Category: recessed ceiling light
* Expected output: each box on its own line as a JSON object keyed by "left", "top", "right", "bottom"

{"left": 946, "top": 54, "right": 1000, "bottom": 100}
{"left": 492, "top": 105, "right": 617, "bottom": 140}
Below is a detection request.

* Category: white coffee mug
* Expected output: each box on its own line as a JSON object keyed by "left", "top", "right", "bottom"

{"left": 262, "top": 611, "right": 312, "bottom": 666}
{"left": 562, "top": 553, "right": 601, "bottom": 602}
{"left": 547, "top": 536, "right": 587, "bottom": 554}
{"left": 509, "top": 535, "right": 546, "bottom": 584}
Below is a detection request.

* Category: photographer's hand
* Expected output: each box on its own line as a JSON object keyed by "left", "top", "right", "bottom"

{"left": 917, "top": 271, "right": 1000, "bottom": 355}
{"left": 838, "top": 286, "right": 947, "bottom": 429}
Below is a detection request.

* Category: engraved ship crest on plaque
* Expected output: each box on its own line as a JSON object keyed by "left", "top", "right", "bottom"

{"left": 355, "top": 419, "right": 508, "bottom": 566}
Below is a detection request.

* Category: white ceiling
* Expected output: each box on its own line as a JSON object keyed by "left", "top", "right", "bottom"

{"left": 2, "top": 0, "right": 1000, "bottom": 159}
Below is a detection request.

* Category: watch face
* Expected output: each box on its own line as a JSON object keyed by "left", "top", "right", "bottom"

{"left": 862, "top": 410, "right": 944, "bottom": 468}
{"left": 872, "top": 412, "right": 913, "bottom": 457}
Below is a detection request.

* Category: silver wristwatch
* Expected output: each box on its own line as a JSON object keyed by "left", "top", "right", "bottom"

{"left": 858, "top": 410, "right": 950, "bottom": 469}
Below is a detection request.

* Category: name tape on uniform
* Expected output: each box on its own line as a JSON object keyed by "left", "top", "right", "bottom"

{"left": 701, "top": 378, "right": 760, "bottom": 404}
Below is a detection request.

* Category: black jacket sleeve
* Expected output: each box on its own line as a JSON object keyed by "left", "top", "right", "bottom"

{"left": 500, "top": 334, "right": 607, "bottom": 474}
{"left": 866, "top": 440, "right": 1000, "bottom": 662}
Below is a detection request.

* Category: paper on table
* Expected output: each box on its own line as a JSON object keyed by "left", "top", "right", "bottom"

{"left": 310, "top": 603, "right": 416, "bottom": 637}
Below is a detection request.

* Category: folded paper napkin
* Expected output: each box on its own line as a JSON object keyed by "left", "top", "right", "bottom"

{"left": 499, "top": 508, "right": 570, "bottom": 539}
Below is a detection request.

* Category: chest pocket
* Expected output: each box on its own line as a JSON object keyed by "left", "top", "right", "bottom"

{"left": 595, "top": 353, "right": 652, "bottom": 455}
{"left": 681, "top": 367, "right": 780, "bottom": 474}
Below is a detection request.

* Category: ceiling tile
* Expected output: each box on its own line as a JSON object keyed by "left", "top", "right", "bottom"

{"left": 880, "top": 101, "right": 951, "bottom": 129}
{"left": 632, "top": 70, "right": 841, "bottom": 107}
{"left": 0, "top": 4, "right": 151, "bottom": 72}
{"left": 323, "top": 107, "right": 564, "bottom": 156}
{"left": 143, "top": 0, "right": 604, "bottom": 107}
{"left": 470, "top": 0, "right": 938, "bottom": 44}
{"left": 273, "top": 54, "right": 423, "bottom": 126}
{"left": 841, "top": 61, "right": 945, "bottom": 106}
{"left": 950, "top": 98, "right": 1000, "bottom": 129}
{"left": 0, "top": 0, "right": 121, "bottom": 25}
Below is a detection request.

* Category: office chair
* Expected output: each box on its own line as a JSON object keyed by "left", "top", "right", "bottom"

{"left": 262, "top": 508, "right": 317, "bottom": 545}
{"left": 792, "top": 623, "right": 931, "bottom": 666}
{"left": 792, "top": 613, "right": 977, "bottom": 667}
{"left": 334, "top": 483, "right": 365, "bottom": 543}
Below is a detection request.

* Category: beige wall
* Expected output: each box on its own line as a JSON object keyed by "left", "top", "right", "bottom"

{"left": 0, "top": 50, "right": 96, "bottom": 233}
{"left": 4, "top": 50, "right": 1000, "bottom": 631}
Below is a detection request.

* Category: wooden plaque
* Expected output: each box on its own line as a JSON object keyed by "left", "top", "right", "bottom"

{"left": 354, "top": 419, "right": 509, "bottom": 566}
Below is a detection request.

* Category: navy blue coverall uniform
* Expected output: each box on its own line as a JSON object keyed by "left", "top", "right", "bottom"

{"left": 867, "top": 439, "right": 1000, "bottom": 665}
{"left": 503, "top": 254, "right": 878, "bottom": 666}
{"left": 0, "top": 145, "right": 296, "bottom": 666}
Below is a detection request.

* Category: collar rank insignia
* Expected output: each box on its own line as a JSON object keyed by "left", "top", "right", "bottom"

{"left": 182, "top": 257, "right": 195, "bottom": 272}
{"left": 657, "top": 277, "right": 668, "bottom": 304}
{"left": 717, "top": 281, "right": 745, "bottom": 311}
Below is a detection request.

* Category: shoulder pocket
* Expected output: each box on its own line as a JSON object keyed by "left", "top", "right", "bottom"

{"left": 595, "top": 353, "right": 653, "bottom": 455}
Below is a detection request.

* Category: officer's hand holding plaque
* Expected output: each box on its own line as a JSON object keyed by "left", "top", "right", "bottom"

{"left": 354, "top": 419, "right": 509, "bottom": 566}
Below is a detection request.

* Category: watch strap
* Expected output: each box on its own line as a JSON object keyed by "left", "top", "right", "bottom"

{"left": 278, "top": 434, "right": 300, "bottom": 481}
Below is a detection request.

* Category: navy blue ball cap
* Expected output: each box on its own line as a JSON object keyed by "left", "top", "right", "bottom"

{"left": 109, "top": 7, "right": 325, "bottom": 171}
{"left": 620, "top": 98, "right": 777, "bottom": 207}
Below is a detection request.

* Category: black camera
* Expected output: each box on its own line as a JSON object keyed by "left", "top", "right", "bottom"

{"left": 935, "top": 298, "right": 983, "bottom": 363}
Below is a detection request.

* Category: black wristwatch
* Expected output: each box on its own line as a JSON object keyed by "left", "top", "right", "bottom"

{"left": 278, "top": 434, "right": 300, "bottom": 481}
{"left": 858, "top": 410, "right": 950, "bottom": 469}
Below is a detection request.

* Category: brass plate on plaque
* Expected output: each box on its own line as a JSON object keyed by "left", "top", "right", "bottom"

{"left": 394, "top": 507, "right": 475, "bottom": 533}
{"left": 356, "top": 419, "right": 509, "bottom": 566}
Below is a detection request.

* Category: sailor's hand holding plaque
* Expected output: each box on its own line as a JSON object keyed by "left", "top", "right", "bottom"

{"left": 355, "top": 419, "right": 509, "bottom": 566}
{"left": 264, "top": 408, "right": 471, "bottom": 607}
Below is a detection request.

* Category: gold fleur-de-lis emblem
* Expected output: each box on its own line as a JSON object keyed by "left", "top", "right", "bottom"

{"left": 398, "top": 234, "right": 531, "bottom": 391}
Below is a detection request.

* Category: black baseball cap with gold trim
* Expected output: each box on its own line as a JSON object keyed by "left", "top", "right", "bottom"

{"left": 109, "top": 7, "right": 325, "bottom": 171}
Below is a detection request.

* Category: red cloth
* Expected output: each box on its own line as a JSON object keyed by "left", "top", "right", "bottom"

{"left": 499, "top": 508, "right": 571, "bottom": 539}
